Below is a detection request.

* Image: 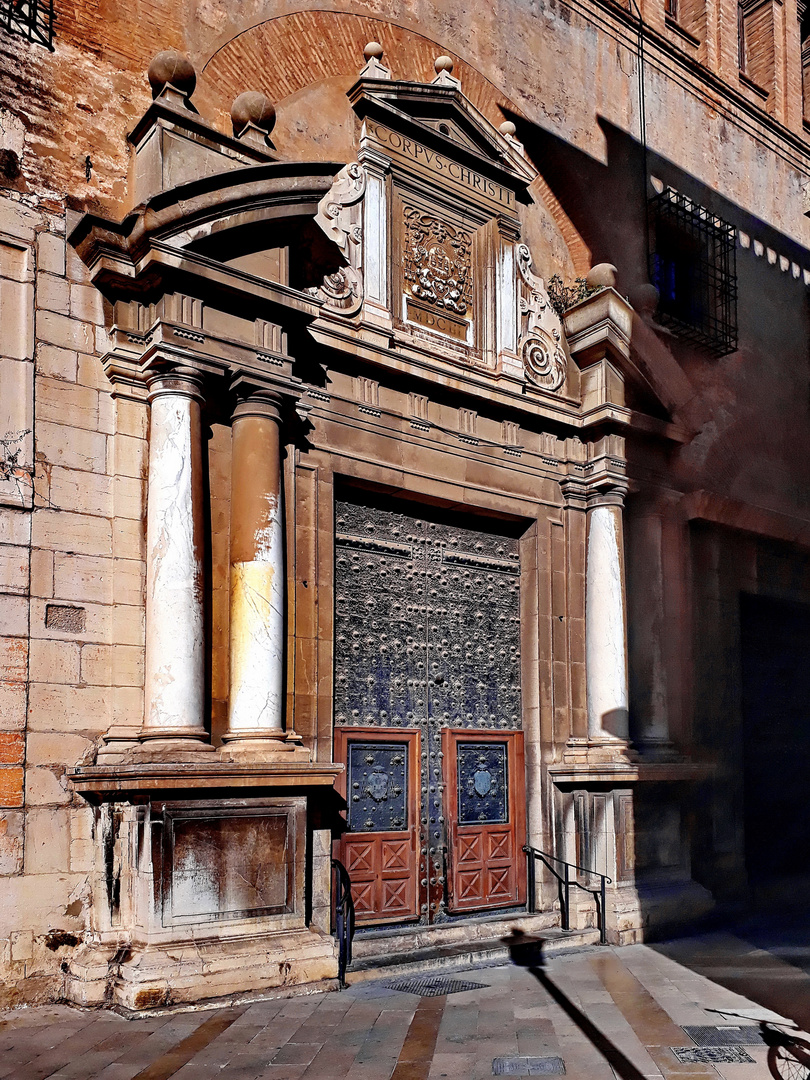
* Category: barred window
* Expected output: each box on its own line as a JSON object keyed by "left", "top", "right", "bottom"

{"left": 648, "top": 188, "right": 738, "bottom": 357}
{"left": 2, "top": 0, "right": 54, "bottom": 48}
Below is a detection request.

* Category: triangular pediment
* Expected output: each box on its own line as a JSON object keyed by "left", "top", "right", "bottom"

{"left": 348, "top": 77, "right": 536, "bottom": 193}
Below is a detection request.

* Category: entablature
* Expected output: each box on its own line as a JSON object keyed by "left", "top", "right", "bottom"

{"left": 69, "top": 44, "right": 686, "bottom": 447}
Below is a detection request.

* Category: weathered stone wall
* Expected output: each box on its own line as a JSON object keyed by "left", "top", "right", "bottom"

{"left": 0, "top": 193, "right": 147, "bottom": 1002}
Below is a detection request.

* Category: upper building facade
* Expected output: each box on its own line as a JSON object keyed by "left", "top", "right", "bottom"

{"left": 1, "top": 0, "right": 809, "bottom": 1008}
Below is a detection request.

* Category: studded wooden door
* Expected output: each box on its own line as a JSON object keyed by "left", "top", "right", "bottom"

{"left": 334, "top": 727, "right": 420, "bottom": 924}
{"left": 334, "top": 494, "right": 523, "bottom": 925}
{"left": 443, "top": 730, "right": 526, "bottom": 912}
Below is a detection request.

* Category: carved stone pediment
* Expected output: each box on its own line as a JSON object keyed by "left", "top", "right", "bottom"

{"left": 348, "top": 76, "right": 535, "bottom": 188}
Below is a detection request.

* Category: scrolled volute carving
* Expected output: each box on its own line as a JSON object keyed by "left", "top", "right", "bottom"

{"left": 517, "top": 243, "right": 567, "bottom": 393}
{"left": 306, "top": 265, "right": 362, "bottom": 314}
{"left": 310, "top": 162, "right": 366, "bottom": 315}
{"left": 314, "top": 162, "right": 366, "bottom": 258}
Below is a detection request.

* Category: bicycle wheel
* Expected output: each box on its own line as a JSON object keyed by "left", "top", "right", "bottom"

{"left": 768, "top": 1038, "right": 810, "bottom": 1080}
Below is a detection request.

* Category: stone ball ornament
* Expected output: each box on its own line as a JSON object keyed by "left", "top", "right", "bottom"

{"left": 585, "top": 262, "right": 618, "bottom": 289}
{"left": 364, "top": 41, "right": 384, "bottom": 61}
{"left": 434, "top": 55, "right": 455, "bottom": 75}
{"left": 148, "top": 50, "right": 196, "bottom": 99}
{"left": 500, "top": 121, "right": 517, "bottom": 137}
{"left": 230, "top": 91, "right": 277, "bottom": 139}
{"left": 632, "top": 282, "right": 660, "bottom": 318}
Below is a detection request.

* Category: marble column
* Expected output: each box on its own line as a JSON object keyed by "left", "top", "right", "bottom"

{"left": 627, "top": 492, "right": 682, "bottom": 758}
{"left": 585, "top": 489, "right": 629, "bottom": 742}
{"left": 141, "top": 370, "right": 210, "bottom": 746}
{"left": 222, "top": 393, "right": 293, "bottom": 752}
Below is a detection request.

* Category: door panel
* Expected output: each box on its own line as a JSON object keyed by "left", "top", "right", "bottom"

{"left": 334, "top": 728, "right": 420, "bottom": 925}
{"left": 334, "top": 495, "right": 525, "bottom": 925}
{"left": 444, "top": 730, "right": 526, "bottom": 913}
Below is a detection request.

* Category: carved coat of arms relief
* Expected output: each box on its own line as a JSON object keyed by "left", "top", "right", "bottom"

{"left": 403, "top": 208, "right": 473, "bottom": 317}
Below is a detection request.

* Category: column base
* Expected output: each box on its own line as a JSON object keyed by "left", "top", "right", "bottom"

{"left": 635, "top": 737, "right": 683, "bottom": 762}
{"left": 220, "top": 732, "right": 312, "bottom": 762}
{"left": 64, "top": 929, "right": 338, "bottom": 1011}
{"left": 139, "top": 727, "right": 215, "bottom": 748}
{"left": 562, "top": 737, "right": 639, "bottom": 766}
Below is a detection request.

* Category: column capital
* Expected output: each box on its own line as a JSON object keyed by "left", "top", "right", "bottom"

{"left": 586, "top": 479, "right": 628, "bottom": 510}
{"left": 146, "top": 366, "right": 205, "bottom": 404}
{"left": 231, "top": 390, "right": 284, "bottom": 425}
{"left": 560, "top": 474, "right": 628, "bottom": 510}
{"left": 628, "top": 484, "right": 684, "bottom": 519}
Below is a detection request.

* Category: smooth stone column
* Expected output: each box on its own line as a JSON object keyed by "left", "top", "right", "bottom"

{"left": 627, "top": 493, "right": 682, "bottom": 758}
{"left": 141, "top": 370, "right": 210, "bottom": 746}
{"left": 223, "top": 394, "right": 303, "bottom": 755}
{"left": 585, "top": 492, "right": 629, "bottom": 742}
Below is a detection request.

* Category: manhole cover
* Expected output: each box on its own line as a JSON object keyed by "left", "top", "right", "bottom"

{"left": 492, "top": 1056, "right": 566, "bottom": 1075}
{"left": 684, "top": 1025, "right": 765, "bottom": 1046}
{"left": 383, "top": 976, "right": 487, "bottom": 997}
{"left": 671, "top": 1046, "right": 756, "bottom": 1064}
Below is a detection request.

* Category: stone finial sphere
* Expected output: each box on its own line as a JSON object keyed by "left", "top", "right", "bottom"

{"left": 148, "top": 50, "right": 196, "bottom": 99}
{"left": 500, "top": 121, "right": 517, "bottom": 137}
{"left": 434, "top": 55, "right": 454, "bottom": 74}
{"left": 364, "top": 41, "right": 384, "bottom": 60}
{"left": 632, "top": 282, "right": 660, "bottom": 316}
{"left": 230, "top": 91, "right": 276, "bottom": 136}
{"left": 585, "top": 263, "right": 618, "bottom": 289}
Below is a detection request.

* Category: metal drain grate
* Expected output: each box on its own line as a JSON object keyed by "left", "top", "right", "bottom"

{"left": 384, "top": 975, "right": 488, "bottom": 997}
{"left": 672, "top": 1046, "right": 756, "bottom": 1064}
{"left": 492, "top": 1055, "right": 566, "bottom": 1075}
{"left": 684, "top": 1025, "right": 765, "bottom": 1046}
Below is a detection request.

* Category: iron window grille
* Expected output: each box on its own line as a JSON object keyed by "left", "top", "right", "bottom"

{"left": 649, "top": 187, "right": 738, "bottom": 356}
{"left": 2, "top": 0, "right": 54, "bottom": 48}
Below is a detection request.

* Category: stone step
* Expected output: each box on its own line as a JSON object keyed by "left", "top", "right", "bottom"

{"left": 346, "top": 919, "right": 602, "bottom": 985}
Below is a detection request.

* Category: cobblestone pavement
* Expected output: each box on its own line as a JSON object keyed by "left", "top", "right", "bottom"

{"left": 2, "top": 937, "right": 810, "bottom": 1080}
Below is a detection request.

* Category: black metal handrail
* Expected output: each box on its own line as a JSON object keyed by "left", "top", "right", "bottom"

{"left": 331, "top": 858, "right": 355, "bottom": 988}
{"left": 524, "top": 845, "right": 612, "bottom": 946}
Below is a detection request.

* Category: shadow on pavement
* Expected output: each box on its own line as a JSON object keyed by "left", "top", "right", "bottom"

{"left": 502, "top": 930, "right": 648, "bottom": 1080}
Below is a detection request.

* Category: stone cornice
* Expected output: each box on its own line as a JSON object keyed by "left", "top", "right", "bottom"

{"left": 69, "top": 162, "right": 341, "bottom": 272}
{"left": 68, "top": 760, "right": 343, "bottom": 799}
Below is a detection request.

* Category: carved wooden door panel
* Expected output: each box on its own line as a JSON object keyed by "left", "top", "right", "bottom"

{"left": 333, "top": 493, "right": 524, "bottom": 925}
{"left": 443, "top": 730, "right": 527, "bottom": 913}
{"left": 334, "top": 728, "right": 420, "bottom": 925}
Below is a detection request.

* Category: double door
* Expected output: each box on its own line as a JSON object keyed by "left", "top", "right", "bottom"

{"left": 333, "top": 495, "right": 527, "bottom": 925}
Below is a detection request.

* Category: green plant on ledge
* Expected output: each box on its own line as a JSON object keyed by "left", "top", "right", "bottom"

{"left": 546, "top": 275, "right": 602, "bottom": 319}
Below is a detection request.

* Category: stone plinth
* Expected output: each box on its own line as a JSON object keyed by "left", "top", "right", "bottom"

{"left": 65, "top": 761, "right": 342, "bottom": 1010}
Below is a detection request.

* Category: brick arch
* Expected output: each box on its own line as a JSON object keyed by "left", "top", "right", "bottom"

{"left": 200, "top": 11, "right": 512, "bottom": 124}
{"left": 198, "top": 10, "right": 590, "bottom": 275}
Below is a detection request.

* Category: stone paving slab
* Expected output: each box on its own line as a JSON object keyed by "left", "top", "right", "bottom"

{"left": 1, "top": 938, "right": 810, "bottom": 1079}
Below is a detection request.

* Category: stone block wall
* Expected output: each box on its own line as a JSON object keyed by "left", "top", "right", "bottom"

{"left": 0, "top": 191, "right": 146, "bottom": 1003}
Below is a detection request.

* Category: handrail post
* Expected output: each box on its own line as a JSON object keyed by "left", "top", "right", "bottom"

{"left": 600, "top": 873, "right": 608, "bottom": 946}
{"left": 527, "top": 849, "right": 536, "bottom": 913}
{"left": 562, "top": 861, "right": 570, "bottom": 932}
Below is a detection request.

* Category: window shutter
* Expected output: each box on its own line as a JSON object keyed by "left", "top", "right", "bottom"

{"left": 802, "top": 39, "right": 810, "bottom": 120}
{"left": 677, "top": 0, "right": 706, "bottom": 39}
{"left": 741, "top": 0, "right": 775, "bottom": 91}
